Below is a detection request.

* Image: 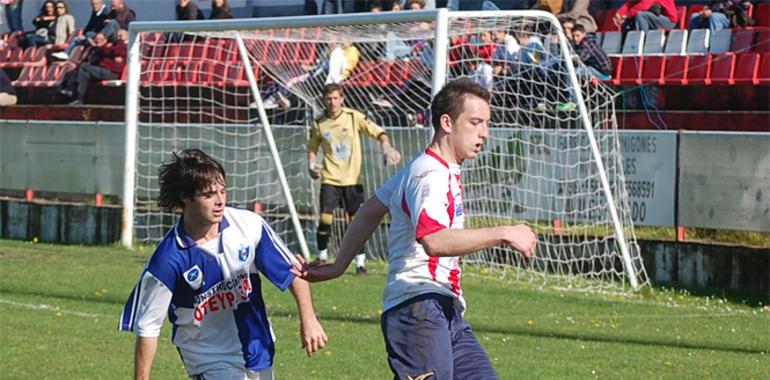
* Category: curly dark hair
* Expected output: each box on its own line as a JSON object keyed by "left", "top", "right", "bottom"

{"left": 157, "top": 149, "right": 226, "bottom": 213}
{"left": 430, "top": 78, "right": 491, "bottom": 132}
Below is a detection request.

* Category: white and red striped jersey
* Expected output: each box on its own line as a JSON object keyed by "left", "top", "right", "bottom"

{"left": 119, "top": 207, "right": 296, "bottom": 375}
{"left": 375, "top": 148, "right": 466, "bottom": 313}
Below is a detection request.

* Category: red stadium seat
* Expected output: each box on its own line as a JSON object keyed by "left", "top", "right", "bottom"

{"left": 224, "top": 62, "right": 247, "bottom": 86}
{"left": 600, "top": 9, "right": 620, "bottom": 32}
{"left": 641, "top": 56, "right": 665, "bottom": 85}
{"left": 0, "top": 46, "right": 22, "bottom": 68}
{"left": 608, "top": 56, "right": 622, "bottom": 85}
{"left": 371, "top": 62, "right": 392, "bottom": 87}
{"left": 196, "top": 61, "right": 214, "bottom": 84}
{"left": 388, "top": 60, "right": 410, "bottom": 87}
{"left": 686, "top": 5, "right": 704, "bottom": 30}
{"left": 709, "top": 53, "right": 735, "bottom": 84}
{"left": 755, "top": 3, "right": 770, "bottom": 27}
{"left": 675, "top": 6, "right": 687, "bottom": 29}
{"left": 686, "top": 55, "right": 711, "bottom": 85}
{"left": 347, "top": 60, "right": 374, "bottom": 87}
{"left": 663, "top": 55, "right": 688, "bottom": 85}
{"left": 755, "top": 29, "right": 770, "bottom": 53}
{"left": 619, "top": 56, "right": 643, "bottom": 85}
{"left": 757, "top": 52, "right": 770, "bottom": 84}
{"left": 732, "top": 53, "right": 760, "bottom": 84}
{"left": 732, "top": 28, "right": 756, "bottom": 53}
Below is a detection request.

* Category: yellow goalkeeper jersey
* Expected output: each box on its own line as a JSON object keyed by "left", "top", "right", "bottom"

{"left": 308, "top": 107, "right": 385, "bottom": 186}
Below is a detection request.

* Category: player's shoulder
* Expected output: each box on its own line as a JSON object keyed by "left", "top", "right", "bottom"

{"left": 223, "top": 206, "right": 263, "bottom": 230}
{"left": 409, "top": 151, "right": 450, "bottom": 177}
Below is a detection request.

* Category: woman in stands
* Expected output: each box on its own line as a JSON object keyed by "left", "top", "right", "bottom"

{"left": 20, "top": 0, "right": 56, "bottom": 48}
{"left": 53, "top": 1, "right": 75, "bottom": 47}
{"left": 210, "top": 0, "right": 233, "bottom": 19}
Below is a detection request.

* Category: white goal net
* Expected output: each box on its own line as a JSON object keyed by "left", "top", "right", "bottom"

{"left": 123, "top": 10, "right": 648, "bottom": 291}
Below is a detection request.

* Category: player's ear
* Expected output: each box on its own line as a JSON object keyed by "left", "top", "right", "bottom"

{"left": 439, "top": 114, "right": 453, "bottom": 134}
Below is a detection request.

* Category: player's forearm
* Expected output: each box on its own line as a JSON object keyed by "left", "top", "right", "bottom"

{"left": 378, "top": 133, "right": 390, "bottom": 146}
{"left": 330, "top": 197, "right": 389, "bottom": 277}
{"left": 307, "top": 151, "right": 317, "bottom": 162}
{"left": 289, "top": 277, "right": 319, "bottom": 325}
{"left": 134, "top": 336, "right": 158, "bottom": 380}
{"left": 419, "top": 227, "right": 508, "bottom": 257}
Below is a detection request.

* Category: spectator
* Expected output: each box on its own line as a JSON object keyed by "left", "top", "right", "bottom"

{"left": 52, "top": 0, "right": 109, "bottom": 61}
{"left": 391, "top": 1, "right": 403, "bottom": 11}
{"left": 531, "top": 0, "right": 563, "bottom": 14}
{"left": 2, "top": 0, "right": 23, "bottom": 33}
{"left": 492, "top": 28, "right": 520, "bottom": 75}
{"left": 20, "top": 0, "right": 56, "bottom": 48}
{"left": 477, "top": 30, "right": 496, "bottom": 63}
{"left": 561, "top": 16, "right": 576, "bottom": 41}
{"left": 53, "top": 1, "right": 75, "bottom": 46}
{"left": 209, "top": 0, "right": 232, "bottom": 19}
{"left": 176, "top": 0, "right": 203, "bottom": 20}
{"left": 51, "top": 0, "right": 109, "bottom": 61}
{"left": 59, "top": 30, "right": 127, "bottom": 105}
{"left": 690, "top": 1, "right": 754, "bottom": 32}
{"left": 0, "top": 68, "right": 17, "bottom": 106}
{"left": 614, "top": 0, "right": 678, "bottom": 33}
{"left": 516, "top": 26, "right": 546, "bottom": 67}
{"left": 326, "top": 41, "right": 360, "bottom": 85}
{"left": 100, "top": 0, "right": 135, "bottom": 42}
{"left": 572, "top": 24, "right": 612, "bottom": 80}
{"left": 407, "top": 0, "right": 424, "bottom": 9}
{"left": 559, "top": 0, "right": 597, "bottom": 33}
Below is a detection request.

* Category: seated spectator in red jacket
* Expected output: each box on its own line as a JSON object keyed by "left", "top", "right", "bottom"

{"left": 59, "top": 30, "right": 127, "bottom": 104}
{"left": 177, "top": 0, "right": 204, "bottom": 20}
{"left": 100, "top": 0, "right": 135, "bottom": 42}
{"left": 614, "top": 0, "right": 678, "bottom": 33}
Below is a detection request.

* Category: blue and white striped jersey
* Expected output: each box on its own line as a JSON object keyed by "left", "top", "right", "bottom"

{"left": 119, "top": 207, "right": 296, "bottom": 375}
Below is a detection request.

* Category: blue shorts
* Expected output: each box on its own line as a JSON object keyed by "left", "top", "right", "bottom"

{"left": 380, "top": 293, "right": 498, "bottom": 380}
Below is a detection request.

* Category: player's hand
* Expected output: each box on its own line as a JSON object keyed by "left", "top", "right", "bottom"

{"left": 382, "top": 142, "right": 401, "bottom": 166}
{"left": 500, "top": 224, "right": 537, "bottom": 258}
{"left": 299, "top": 316, "right": 328, "bottom": 357}
{"left": 308, "top": 161, "right": 321, "bottom": 180}
{"left": 291, "top": 254, "right": 343, "bottom": 282}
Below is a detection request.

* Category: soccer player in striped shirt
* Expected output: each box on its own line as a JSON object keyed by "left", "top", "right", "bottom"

{"left": 120, "top": 149, "right": 327, "bottom": 380}
{"left": 294, "top": 78, "right": 537, "bottom": 379}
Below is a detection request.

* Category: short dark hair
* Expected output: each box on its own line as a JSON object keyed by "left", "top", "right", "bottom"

{"left": 322, "top": 83, "right": 343, "bottom": 97}
{"left": 158, "top": 149, "right": 226, "bottom": 213}
{"left": 430, "top": 78, "right": 491, "bottom": 132}
{"left": 561, "top": 16, "right": 576, "bottom": 25}
{"left": 572, "top": 24, "right": 586, "bottom": 34}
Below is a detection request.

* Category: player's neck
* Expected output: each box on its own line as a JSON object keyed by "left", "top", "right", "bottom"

{"left": 182, "top": 216, "right": 220, "bottom": 245}
{"left": 428, "top": 140, "right": 462, "bottom": 165}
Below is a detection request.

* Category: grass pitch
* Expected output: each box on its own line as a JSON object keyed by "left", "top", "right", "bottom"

{"left": 0, "top": 239, "right": 767, "bottom": 379}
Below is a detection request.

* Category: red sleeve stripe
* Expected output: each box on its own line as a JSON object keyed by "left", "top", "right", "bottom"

{"left": 415, "top": 209, "right": 446, "bottom": 240}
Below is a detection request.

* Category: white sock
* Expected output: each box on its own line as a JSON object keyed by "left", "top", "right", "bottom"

{"left": 318, "top": 249, "right": 328, "bottom": 261}
{"left": 355, "top": 253, "right": 365, "bottom": 268}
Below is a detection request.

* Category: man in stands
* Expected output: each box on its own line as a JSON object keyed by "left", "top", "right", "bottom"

{"left": 572, "top": 24, "right": 612, "bottom": 81}
{"left": 614, "top": 0, "right": 678, "bottom": 33}
{"left": 176, "top": 0, "right": 204, "bottom": 20}
{"left": 53, "top": 0, "right": 109, "bottom": 60}
{"left": 59, "top": 30, "right": 127, "bottom": 105}
{"left": 689, "top": 1, "right": 754, "bottom": 32}
{"left": 100, "top": 0, "right": 135, "bottom": 42}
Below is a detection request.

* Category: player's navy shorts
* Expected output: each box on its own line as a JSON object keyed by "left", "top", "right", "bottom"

{"left": 319, "top": 184, "right": 365, "bottom": 215}
{"left": 380, "top": 293, "right": 498, "bottom": 380}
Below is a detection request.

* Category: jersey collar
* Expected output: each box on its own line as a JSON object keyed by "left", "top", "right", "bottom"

{"left": 174, "top": 212, "right": 231, "bottom": 249}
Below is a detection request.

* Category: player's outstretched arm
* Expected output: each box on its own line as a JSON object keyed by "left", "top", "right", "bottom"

{"left": 294, "top": 196, "right": 389, "bottom": 282}
{"left": 420, "top": 224, "right": 537, "bottom": 258}
{"left": 134, "top": 336, "right": 158, "bottom": 380}
{"left": 289, "top": 278, "right": 328, "bottom": 357}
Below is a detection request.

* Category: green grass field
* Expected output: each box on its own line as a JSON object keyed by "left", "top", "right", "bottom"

{"left": 0, "top": 239, "right": 768, "bottom": 379}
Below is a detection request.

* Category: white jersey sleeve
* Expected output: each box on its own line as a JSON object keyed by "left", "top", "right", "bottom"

{"left": 128, "top": 271, "right": 174, "bottom": 337}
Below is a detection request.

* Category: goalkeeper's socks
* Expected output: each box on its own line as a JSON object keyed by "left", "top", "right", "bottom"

{"left": 355, "top": 254, "right": 365, "bottom": 268}
{"left": 319, "top": 249, "right": 328, "bottom": 262}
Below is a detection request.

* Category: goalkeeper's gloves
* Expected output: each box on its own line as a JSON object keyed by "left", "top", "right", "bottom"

{"left": 308, "top": 161, "right": 321, "bottom": 180}
{"left": 381, "top": 142, "right": 402, "bottom": 166}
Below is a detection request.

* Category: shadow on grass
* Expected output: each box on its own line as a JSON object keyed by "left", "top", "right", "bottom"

{"left": 267, "top": 310, "right": 768, "bottom": 355}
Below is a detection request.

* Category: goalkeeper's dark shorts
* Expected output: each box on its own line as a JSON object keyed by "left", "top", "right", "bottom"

{"left": 381, "top": 293, "right": 499, "bottom": 380}
{"left": 319, "top": 184, "right": 365, "bottom": 216}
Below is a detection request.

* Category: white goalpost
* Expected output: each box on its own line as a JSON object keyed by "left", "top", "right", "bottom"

{"left": 122, "top": 9, "right": 648, "bottom": 291}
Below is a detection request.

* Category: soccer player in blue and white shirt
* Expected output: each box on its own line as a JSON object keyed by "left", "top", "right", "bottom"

{"left": 120, "top": 149, "right": 327, "bottom": 380}
{"left": 296, "top": 78, "right": 537, "bottom": 379}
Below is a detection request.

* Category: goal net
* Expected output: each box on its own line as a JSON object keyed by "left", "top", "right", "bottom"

{"left": 123, "top": 10, "right": 648, "bottom": 291}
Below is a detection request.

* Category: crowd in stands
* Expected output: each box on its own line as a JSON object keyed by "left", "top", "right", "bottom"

{"left": 0, "top": 0, "right": 767, "bottom": 108}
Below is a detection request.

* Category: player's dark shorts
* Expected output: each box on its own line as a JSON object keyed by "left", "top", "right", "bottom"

{"left": 319, "top": 184, "right": 365, "bottom": 215}
{"left": 380, "top": 293, "right": 499, "bottom": 380}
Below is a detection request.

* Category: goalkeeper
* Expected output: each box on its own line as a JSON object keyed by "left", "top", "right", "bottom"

{"left": 307, "top": 83, "right": 402, "bottom": 275}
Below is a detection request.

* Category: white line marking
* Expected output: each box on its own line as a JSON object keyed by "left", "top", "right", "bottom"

{"left": 0, "top": 298, "right": 110, "bottom": 318}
